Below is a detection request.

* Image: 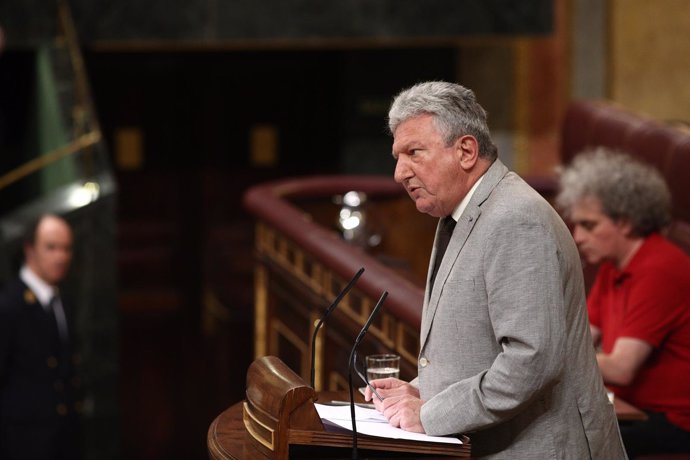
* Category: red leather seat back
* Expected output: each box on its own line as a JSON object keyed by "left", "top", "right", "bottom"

{"left": 560, "top": 101, "right": 690, "bottom": 256}
{"left": 559, "top": 100, "right": 690, "bottom": 455}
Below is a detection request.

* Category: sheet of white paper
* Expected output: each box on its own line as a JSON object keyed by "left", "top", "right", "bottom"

{"left": 315, "top": 403, "right": 388, "bottom": 423}
{"left": 314, "top": 403, "right": 462, "bottom": 445}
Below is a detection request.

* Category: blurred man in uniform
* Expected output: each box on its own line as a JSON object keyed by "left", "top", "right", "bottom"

{"left": 0, "top": 214, "right": 82, "bottom": 460}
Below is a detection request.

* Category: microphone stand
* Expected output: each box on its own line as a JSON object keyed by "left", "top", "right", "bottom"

{"left": 310, "top": 267, "right": 365, "bottom": 389}
{"left": 347, "top": 290, "right": 388, "bottom": 460}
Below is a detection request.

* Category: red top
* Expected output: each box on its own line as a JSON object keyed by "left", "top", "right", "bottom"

{"left": 588, "top": 233, "right": 690, "bottom": 431}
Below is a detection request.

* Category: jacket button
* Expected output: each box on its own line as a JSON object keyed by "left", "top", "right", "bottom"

{"left": 56, "top": 404, "right": 68, "bottom": 416}
{"left": 47, "top": 356, "right": 58, "bottom": 368}
{"left": 419, "top": 357, "right": 428, "bottom": 367}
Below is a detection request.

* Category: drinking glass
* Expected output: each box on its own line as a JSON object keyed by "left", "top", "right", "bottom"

{"left": 365, "top": 354, "right": 400, "bottom": 381}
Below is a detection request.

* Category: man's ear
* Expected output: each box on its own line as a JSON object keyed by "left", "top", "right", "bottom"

{"left": 456, "top": 135, "right": 480, "bottom": 171}
{"left": 616, "top": 219, "right": 635, "bottom": 238}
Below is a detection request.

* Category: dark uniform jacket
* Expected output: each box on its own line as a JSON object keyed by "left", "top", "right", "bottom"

{"left": 0, "top": 277, "right": 82, "bottom": 460}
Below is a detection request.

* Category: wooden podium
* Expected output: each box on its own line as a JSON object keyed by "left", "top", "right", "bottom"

{"left": 209, "top": 356, "right": 470, "bottom": 459}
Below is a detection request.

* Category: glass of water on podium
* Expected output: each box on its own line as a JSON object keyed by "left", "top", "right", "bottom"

{"left": 365, "top": 354, "right": 400, "bottom": 381}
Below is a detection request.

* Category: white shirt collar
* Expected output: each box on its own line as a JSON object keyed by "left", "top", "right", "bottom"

{"left": 20, "top": 265, "right": 56, "bottom": 308}
{"left": 449, "top": 174, "right": 485, "bottom": 222}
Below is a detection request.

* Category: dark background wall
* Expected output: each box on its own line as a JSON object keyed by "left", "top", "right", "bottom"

{"left": 0, "top": 2, "right": 553, "bottom": 459}
{"left": 1, "top": 1, "right": 552, "bottom": 45}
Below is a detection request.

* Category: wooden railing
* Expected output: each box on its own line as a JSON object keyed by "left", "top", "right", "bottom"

{"left": 243, "top": 175, "right": 436, "bottom": 391}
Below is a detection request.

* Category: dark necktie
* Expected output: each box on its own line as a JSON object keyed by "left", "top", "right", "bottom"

{"left": 429, "top": 216, "right": 456, "bottom": 295}
{"left": 48, "top": 295, "right": 69, "bottom": 342}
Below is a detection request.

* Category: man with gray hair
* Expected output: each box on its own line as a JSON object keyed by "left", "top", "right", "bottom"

{"left": 364, "top": 81, "right": 626, "bottom": 458}
{"left": 557, "top": 148, "right": 690, "bottom": 457}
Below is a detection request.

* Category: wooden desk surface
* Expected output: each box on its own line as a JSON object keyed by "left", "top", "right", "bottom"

{"left": 208, "top": 400, "right": 467, "bottom": 460}
{"left": 614, "top": 395, "right": 648, "bottom": 421}
{"left": 208, "top": 392, "right": 647, "bottom": 459}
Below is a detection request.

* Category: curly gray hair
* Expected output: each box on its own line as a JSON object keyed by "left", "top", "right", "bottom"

{"left": 556, "top": 147, "right": 671, "bottom": 237}
{"left": 388, "top": 81, "right": 498, "bottom": 161}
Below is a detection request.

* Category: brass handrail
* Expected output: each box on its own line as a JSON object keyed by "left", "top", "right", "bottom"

{"left": 57, "top": 0, "right": 100, "bottom": 136}
{"left": 0, "top": 130, "right": 101, "bottom": 191}
{"left": 0, "top": 0, "right": 106, "bottom": 193}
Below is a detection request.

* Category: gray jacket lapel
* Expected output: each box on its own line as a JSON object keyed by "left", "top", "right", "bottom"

{"left": 420, "top": 160, "right": 510, "bottom": 347}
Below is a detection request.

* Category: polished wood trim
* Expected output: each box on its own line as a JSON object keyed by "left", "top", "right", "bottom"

{"left": 244, "top": 175, "right": 424, "bottom": 329}
{"left": 269, "top": 319, "right": 309, "bottom": 377}
{"left": 613, "top": 396, "right": 648, "bottom": 422}
{"left": 245, "top": 176, "right": 425, "bottom": 384}
{"left": 209, "top": 392, "right": 646, "bottom": 459}
{"left": 90, "top": 36, "right": 524, "bottom": 54}
{"left": 243, "top": 402, "right": 275, "bottom": 451}
{"left": 210, "top": 391, "right": 472, "bottom": 460}
{"left": 253, "top": 265, "right": 268, "bottom": 359}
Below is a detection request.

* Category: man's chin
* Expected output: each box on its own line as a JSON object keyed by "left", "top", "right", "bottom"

{"left": 414, "top": 200, "right": 438, "bottom": 217}
{"left": 582, "top": 254, "right": 602, "bottom": 266}
{"left": 414, "top": 201, "right": 429, "bottom": 213}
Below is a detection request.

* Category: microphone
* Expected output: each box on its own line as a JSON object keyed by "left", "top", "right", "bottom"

{"left": 310, "top": 267, "right": 365, "bottom": 389}
{"left": 347, "top": 290, "right": 388, "bottom": 460}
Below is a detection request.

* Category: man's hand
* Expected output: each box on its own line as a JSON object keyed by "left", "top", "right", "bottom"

{"left": 363, "top": 377, "right": 418, "bottom": 402}
{"left": 597, "top": 336, "right": 652, "bottom": 386}
{"left": 381, "top": 394, "right": 425, "bottom": 433}
{"left": 363, "top": 378, "right": 425, "bottom": 433}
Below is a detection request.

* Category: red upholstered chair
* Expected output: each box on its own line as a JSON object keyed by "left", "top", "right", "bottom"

{"left": 530, "top": 100, "right": 690, "bottom": 291}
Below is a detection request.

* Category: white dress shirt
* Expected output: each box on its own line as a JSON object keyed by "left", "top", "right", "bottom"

{"left": 20, "top": 265, "right": 69, "bottom": 341}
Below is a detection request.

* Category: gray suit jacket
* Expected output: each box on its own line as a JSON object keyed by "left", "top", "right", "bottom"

{"left": 417, "top": 160, "right": 627, "bottom": 459}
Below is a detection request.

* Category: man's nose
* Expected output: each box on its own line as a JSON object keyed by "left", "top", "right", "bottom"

{"left": 572, "top": 226, "right": 585, "bottom": 245}
{"left": 393, "top": 156, "right": 411, "bottom": 183}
